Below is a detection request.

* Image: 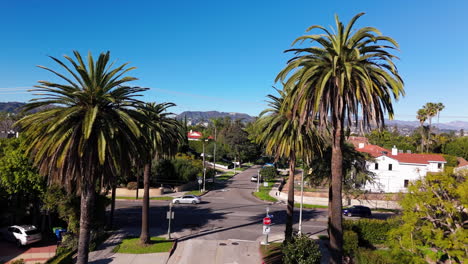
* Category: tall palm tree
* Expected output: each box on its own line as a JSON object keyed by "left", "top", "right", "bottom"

{"left": 417, "top": 108, "right": 428, "bottom": 152}
{"left": 435, "top": 102, "right": 445, "bottom": 132}
{"left": 275, "top": 13, "right": 404, "bottom": 263}
{"left": 139, "top": 102, "right": 183, "bottom": 244}
{"left": 423, "top": 102, "right": 438, "bottom": 150}
{"left": 15, "top": 51, "right": 147, "bottom": 264}
{"left": 254, "top": 88, "right": 322, "bottom": 241}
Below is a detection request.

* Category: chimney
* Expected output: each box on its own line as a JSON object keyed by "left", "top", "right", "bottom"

{"left": 392, "top": 145, "right": 398, "bottom": 156}
{"left": 358, "top": 143, "right": 365, "bottom": 149}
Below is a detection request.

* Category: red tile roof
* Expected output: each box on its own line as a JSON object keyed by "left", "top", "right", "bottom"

{"left": 457, "top": 157, "right": 468, "bottom": 167}
{"left": 187, "top": 131, "right": 202, "bottom": 139}
{"left": 356, "top": 144, "right": 446, "bottom": 165}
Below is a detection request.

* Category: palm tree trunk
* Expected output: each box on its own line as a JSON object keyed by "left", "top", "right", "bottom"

{"left": 140, "top": 162, "right": 151, "bottom": 244}
{"left": 136, "top": 172, "right": 140, "bottom": 199}
{"left": 76, "top": 182, "right": 96, "bottom": 264}
{"left": 285, "top": 155, "right": 296, "bottom": 241}
{"left": 329, "top": 117, "right": 344, "bottom": 264}
{"left": 108, "top": 185, "right": 116, "bottom": 230}
{"left": 427, "top": 118, "right": 432, "bottom": 152}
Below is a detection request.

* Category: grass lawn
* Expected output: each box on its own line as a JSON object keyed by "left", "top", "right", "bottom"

{"left": 185, "top": 190, "right": 207, "bottom": 196}
{"left": 294, "top": 203, "right": 328, "bottom": 209}
{"left": 114, "top": 237, "right": 174, "bottom": 254}
{"left": 260, "top": 242, "right": 283, "bottom": 264}
{"left": 252, "top": 182, "right": 277, "bottom": 202}
{"left": 115, "top": 196, "right": 173, "bottom": 200}
{"left": 216, "top": 171, "right": 236, "bottom": 181}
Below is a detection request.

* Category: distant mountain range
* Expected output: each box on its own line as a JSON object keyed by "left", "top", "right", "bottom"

{"left": 1, "top": 102, "right": 467, "bottom": 131}
{"left": 176, "top": 111, "right": 256, "bottom": 124}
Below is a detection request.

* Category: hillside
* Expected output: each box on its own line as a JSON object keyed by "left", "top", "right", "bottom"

{"left": 0, "top": 102, "right": 26, "bottom": 113}
{"left": 177, "top": 111, "right": 256, "bottom": 124}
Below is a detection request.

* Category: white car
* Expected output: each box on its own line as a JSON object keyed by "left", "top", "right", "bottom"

{"left": 251, "top": 175, "right": 263, "bottom": 182}
{"left": 2, "top": 225, "right": 42, "bottom": 246}
{"left": 172, "top": 195, "right": 201, "bottom": 204}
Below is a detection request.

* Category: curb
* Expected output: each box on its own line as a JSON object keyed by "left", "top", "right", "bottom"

{"left": 165, "top": 239, "right": 178, "bottom": 264}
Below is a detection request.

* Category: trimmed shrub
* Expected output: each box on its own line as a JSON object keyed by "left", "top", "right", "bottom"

{"left": 126, "top": 181, "right": 138, "bottom": 190}
{"left": 282, "top": 234, "right": 321, "bottom": 264}
{"left": 344, "top": 218, "right": 398, "bottom": 247}
{"left": 343, "top": 230, "right": 359, "bottom": 257}
{"left": 260, "top": 166, "right": 277, "bottom": 182}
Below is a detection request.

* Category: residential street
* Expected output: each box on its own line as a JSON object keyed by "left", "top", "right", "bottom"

{"left": 112, "top": 165, "right": 328, "bottom": 264}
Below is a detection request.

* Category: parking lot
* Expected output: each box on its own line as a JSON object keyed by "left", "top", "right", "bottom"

{"left": 0, "top": 240, "right": 56, "bottom": 264}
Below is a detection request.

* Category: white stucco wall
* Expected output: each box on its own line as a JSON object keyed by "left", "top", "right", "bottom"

{"left": 364, "top": 156, "right": 430, "bottom": 193}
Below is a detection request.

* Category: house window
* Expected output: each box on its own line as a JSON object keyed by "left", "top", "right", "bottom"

{"left": 388, "top": 164, "right": 393, "bottom": 171}
{"left": 374, "top": 163, "right": 379, "bottom": 170}
{"left": 404, "top": 180, "right": 409, "bottom": 188}
{"left": 438, "top": 163, "right": 442, "bottom": 169}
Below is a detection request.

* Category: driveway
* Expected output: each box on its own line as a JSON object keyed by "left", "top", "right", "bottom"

{"left": 0, "top": 240, "right": 56, "bottom": 264}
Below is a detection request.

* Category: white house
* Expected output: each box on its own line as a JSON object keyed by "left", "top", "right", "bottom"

{"left": 355, "top": 142, "right": 446, "bottom": 193}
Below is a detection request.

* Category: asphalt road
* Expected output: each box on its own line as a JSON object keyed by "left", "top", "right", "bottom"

{"left": 113, "top": 165, "right": 328, "bottom": 241}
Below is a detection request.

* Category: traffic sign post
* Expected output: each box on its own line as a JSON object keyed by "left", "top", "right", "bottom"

{"left": 167, "top": 203, "right": 174, "bottom": 239}
{"left": 261, "top": 207, "right": 271, "bottom": 245}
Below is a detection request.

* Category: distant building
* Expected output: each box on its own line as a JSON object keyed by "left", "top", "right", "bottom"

{"left": 353, "top": 140, "right": 446, "bottom": 193}
{"left": 187, "top": 130, "right": 203, "bottom": 141}
{"left": 0, "top": 130, "right": 18, "bottom": 139}
{"left": 455, "top": 157, "right": 468, "bottom": 174}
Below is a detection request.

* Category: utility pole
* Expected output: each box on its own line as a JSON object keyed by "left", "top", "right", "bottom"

{"left": 298, "top": 170, "right": 304, "bottom": 235}
{"left": 212, "top": 125, "right": 217, "bottom": 182}
{"left": 202, "top": 140, "right": 206, "bottom": 192}
{"left": 256, "top": 169, "right": 260, "bottom": 192}
{"left": 167, "top": 202, "right": 173, "bottom": 239}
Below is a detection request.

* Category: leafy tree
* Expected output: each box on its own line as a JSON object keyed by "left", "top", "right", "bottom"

{"left": 16, "top": 51, "right": 147, "bottom": 264}
{"left": 275, "top": 13, "right": 404, "bottom": 263}
{"left": 367, "top": 129, "right": 416, "bottom": 153}
{"left": 442, "top": 137, "right": 468, "bottom": 160}
{"left": 260, "top": 166, "right": 277, "bottom": 182}
{"left": 388, "top": 171, "right": 468, "bottom": 263}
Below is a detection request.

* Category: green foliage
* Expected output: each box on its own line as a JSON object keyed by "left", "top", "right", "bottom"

{"left": 388, "top": 171, "right": 468, "bottom": 263}
{"left": 260, "top": 166, "right": 277, "bottom": 181}
{"left": 354, "top": 248, "right": 396, "bottom": 264}
{"left": 442, "top": 136, "right": 468, "bottom": 160}
{"left": 442, "top": 154, "right": 458, "bottom": 167}
{"left": 252, "top": 182, "right": 277, "bottom": 202}
{"left": 343, "top": 230, "right": 359, "bottom": 257}
{"left": 344, "top": 218, "right": 398, "bottom": 247}
{"left": 42, "top": 185, "right": 80, "bottom": 233}
{"left": 45, "top": 249, "right": 74, "bottom": 264}
{"left": 10, "top": 259, "right": 25, "bottom": 264}
{"left": 0, "top": 138, "right": 44, "bottom": 194}
{"left": 282, "top": 234, "right": 321, "bottom": 264}
{"left": 367, "top": 129, "right": 417, "bottom": 153}
{"left": 114, "top": 236, "right": 174, "bottom": 254}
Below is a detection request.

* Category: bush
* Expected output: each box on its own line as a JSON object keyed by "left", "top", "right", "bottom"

{"left": 282, "top": 234, "right": 321, "bottom": 264}
{"left": 343, "top": 230, "right": 359, "bottom": 257}
{"left": 126, "top": 181, "right": 138, "bottom": 190}
{"left": 260, "top": 166, "right": 277, "bottom": 182}
{"left": 354, "top": 248, "right": 394, "bottom": 264}
{"left": 10, "top": 259, "right": 25, "bottom": 264}
{"left": 344, "top": 218, "right": 398, "bottom": 247}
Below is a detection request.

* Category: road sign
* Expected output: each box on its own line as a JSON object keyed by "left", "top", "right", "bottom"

{"left": 263, "top": 182, "right": 268, "bottom": 187}
{"left": 166, "top": 211, "right": 174, "bottom": 219}
{"left": 198, "top": 179, "right": 203, "bottom": 184}
{"left": 263, "top": 225, "right": 270, "bottom": 234}
{"left": 263, "top": 217, "right": 271, "bottom": 225}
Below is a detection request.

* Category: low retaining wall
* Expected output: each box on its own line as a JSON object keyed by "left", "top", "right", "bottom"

{"left": 276, "top": 191, "right": 400, "bottom": 209}
{"left": 115, "top": 188, "right": 163, "bottom": 197}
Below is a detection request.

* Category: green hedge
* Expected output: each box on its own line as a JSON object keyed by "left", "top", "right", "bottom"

{"left": 282, "top": 234, "right": 321, "bottom": 264}
{"left": 343, "top": 230, "right": 358, "bottom": 257}
{"left": 344, "top": 218, "right": 399, "bottom": 247}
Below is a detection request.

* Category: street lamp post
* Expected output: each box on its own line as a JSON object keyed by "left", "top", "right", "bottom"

{"left": 298, "top": 170, "right": 304, "bottom": 234}
{"left": 202, "top": 139, "right": 207, "bottom": 192}
{"left": 212, "top": 126, "right": 217, "bottom": 182}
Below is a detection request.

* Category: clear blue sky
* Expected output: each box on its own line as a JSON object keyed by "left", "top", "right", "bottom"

{"left": 0, "top": 0, "right": 467, "bottom": 122}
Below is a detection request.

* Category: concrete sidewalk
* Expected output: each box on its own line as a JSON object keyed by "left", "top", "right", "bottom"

{"left": 88, "top": 230, "right": 172, "bottom": 264}
{"left": 167, "top": 239, "right": 261, "bottom": 264}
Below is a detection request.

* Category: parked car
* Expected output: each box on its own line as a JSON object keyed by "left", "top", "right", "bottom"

{"left": 1, "top": 225, "right": 42, "bottom": 246}
{"left": 251, "top": 175, "right": 263, "bottom": 182}
{"left": 343, "top": 206, "right": 372, "bottom": 217}
{"left": 172, "top": 195, "right": 201, "bottom": 204}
